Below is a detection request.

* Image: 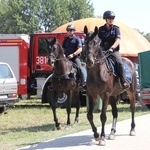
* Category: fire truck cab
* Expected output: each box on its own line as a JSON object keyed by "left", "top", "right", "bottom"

{"left": 0, "top": 32, "right": 85, "bottom": 99}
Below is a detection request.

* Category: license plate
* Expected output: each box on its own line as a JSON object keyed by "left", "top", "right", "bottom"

{"left": 0, "top": 95, "right": 7, "bottom": 99}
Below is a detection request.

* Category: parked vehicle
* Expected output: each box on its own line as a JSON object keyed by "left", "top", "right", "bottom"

{"left": 0, "top": 62, "right": 19, "bottom": 113}
{"left": 138, "top": 50, "right": 150, "bottom": 108}
{"left": 0, "top": 33, "right": 85, "bottom": 100}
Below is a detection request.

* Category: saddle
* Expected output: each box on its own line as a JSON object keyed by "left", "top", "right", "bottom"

{"left": 69, "top": 62, "right": 87, "bottom": 85}
{"left": 106, "top": 55, "right": 132, "bottom": 82}
{"left": 70, "top": 62, "right": 82, "bottom": 81}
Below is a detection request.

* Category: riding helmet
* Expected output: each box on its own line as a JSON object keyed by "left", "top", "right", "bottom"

{"left": 103, "top": 10, "right": 115, "bottom": 19}
{"left": 66, "top": 24, "right": 76, "bottom": 31}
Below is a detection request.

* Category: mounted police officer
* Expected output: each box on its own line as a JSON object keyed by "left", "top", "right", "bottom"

{"left": 62, "top": 24, "right": 86, "bottom": 88}
{"left": 98, "top": 10, "right": 129, "bottom": 89}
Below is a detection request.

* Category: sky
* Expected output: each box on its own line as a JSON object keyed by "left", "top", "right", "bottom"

{"left": 90, "top": 0, "right": 150, "bottom": 34}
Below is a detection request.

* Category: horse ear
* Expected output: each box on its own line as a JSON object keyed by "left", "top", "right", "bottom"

{"left": 45, "top": 38, "right": 49, "bottom": 43}
{"left": 50, "top": 37, "right": 56, "bottom": 45}
{"left": 93, "top": 26, "right": 98, "bottom": 36}
{"left": 94, "top": 26, "right": 98, "bottom": 35}
{"left": 84, "top": 25, "right": 88, "bottom": 34}
{"left": 53, "top": 37, "right": 56, "bottom": 43}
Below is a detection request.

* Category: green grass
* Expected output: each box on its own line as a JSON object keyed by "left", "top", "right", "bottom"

{"left": 0, "top": 99, "right": 149, "bottom": 150}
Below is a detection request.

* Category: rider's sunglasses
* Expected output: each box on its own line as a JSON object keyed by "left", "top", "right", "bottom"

{"left": 107, "top": 17, "right": 115, "bottom": 20}
{"left": 67, "top": 29, "right": 74, "bottom": 32}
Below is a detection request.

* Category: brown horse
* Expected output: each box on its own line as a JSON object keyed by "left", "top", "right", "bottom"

{"left": 84, "top": 26, "right": 136, "bottom": 146}
{"left": 46, "top": 37, "right": 81, "bottom": 129}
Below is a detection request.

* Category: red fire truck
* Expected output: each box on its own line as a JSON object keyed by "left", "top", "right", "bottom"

{"left": 0, "top": 32, "right": 85, "bottom": 100}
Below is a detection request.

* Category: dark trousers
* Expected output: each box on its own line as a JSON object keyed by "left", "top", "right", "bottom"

{"left": 111, "top": 51, "right": 126, "bottom": 84}
{"left": 72, "top": 57, "right": 86, "bottom": 83}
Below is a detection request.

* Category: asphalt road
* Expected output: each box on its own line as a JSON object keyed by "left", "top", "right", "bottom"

{"left": 20, "top": 114, "right": 150, "bottom": 150}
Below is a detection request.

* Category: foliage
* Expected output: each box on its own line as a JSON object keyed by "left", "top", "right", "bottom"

{"left": 144, "top": 33, "right": 150, "bottom": 42}
{"left": 135, "top": 29, "right": 150, "bottom": 42}
{"left": 0, "top": 0, "right": 94, "bottom": 33}
{"left": 67, "top": 0, "right": 94, "bottom": 21}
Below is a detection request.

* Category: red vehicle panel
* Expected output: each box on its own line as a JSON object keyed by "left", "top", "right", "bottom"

{"left": 0, "top": 32, "right": 85, "bottom": 99}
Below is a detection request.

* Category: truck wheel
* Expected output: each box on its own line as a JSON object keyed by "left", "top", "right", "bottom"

{"left": 19, "top": 94, "right": 30, "bottom": 100}
{"left": 57, "top": 93, "right": 67, "bottom": 104}
{"left": 146, "top": 104, "right": 150, "bottom": 109}
{"left": 0, "top": 106, "right": 6, "bottom": 114}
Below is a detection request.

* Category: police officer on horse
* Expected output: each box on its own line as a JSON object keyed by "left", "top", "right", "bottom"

{"left": 62, "top": 24, "right": 86, "bottom": 88}
{"left": 98, "top": 10, "right": 129, "bottom": 89}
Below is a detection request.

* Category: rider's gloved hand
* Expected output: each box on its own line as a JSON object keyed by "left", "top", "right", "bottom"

{"left": 108, "top": 48, "right": 114, "bottom": 54}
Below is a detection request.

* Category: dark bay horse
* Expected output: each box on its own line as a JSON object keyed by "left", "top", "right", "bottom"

{"left": 84, "top": 26, "right": 136, "bottom": 146}
{"left": 46, "top": 37, "right": 81, "bottom": 129}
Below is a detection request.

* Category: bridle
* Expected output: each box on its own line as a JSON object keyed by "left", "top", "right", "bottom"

{"left": 47, "top": 40, "right": 73, "bottom": 79}
{"left": 85, "top": 36, "right": 111, "bottom": 66}
{"left": 48, "top": 42, "right": 68, "bottom": 62}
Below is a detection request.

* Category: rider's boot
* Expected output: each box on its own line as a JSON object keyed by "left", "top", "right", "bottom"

{"left": 119, "top": 64, "right": 130, "bottom": 89}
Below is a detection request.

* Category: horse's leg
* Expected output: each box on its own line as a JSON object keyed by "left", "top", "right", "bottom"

{"left": 74, "top": 91, "right": 80, "bottom": 124}
{"left": 65, "top": 91, "right": 73, "bottom": 128}
{"left": 87, "top": 94, "right": 100, "bottom": 141}
{"left": 108, "top": 96, "right": 118, "bottom": 140}
{"left": 99, "top": 92, "right": 110, "bottom": 146}
{"left": 49, "top": 91, "right": 61, "bottom": 130}
{"left": 127, "top": 90, "right": 136, "bottom": 136}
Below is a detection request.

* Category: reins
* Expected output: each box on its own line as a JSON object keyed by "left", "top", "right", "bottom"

{"left": 86, "top": 37, "right": 112, "bottom": 73}
{"left": 94, "top": 50, "right": 111, "bottom": 65}
{"left": 49, "top": 53, "right": 68, "bottom": 61}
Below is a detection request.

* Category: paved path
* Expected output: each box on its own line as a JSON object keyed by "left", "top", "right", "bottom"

{"left": 20, "top": 114, "right": 150, "bottom": 150}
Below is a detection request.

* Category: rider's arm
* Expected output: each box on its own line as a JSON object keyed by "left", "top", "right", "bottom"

{"left": 111, "top": 27, "right": 121, "bottom": 50}
{"left": 73, "top": 46, "right": 82, "bottom": 56}
{"left": 111, "top": 38, "right": 120, "bottom": 49}
{"left": 73, "top": 37, "right": 82, "bottom": 56}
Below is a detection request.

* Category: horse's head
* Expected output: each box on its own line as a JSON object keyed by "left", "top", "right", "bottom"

{"left": 84, "top": 26, "right": 101, "bottom": 68}
{"left": 46, "top": 37, "right": 60, "bottom": 67}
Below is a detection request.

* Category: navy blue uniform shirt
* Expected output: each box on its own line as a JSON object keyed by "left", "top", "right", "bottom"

{"left": 98, "top": 24, "right": 121, "bottom": 51}
{"left": 62, "top": 35, "right": 82, "bottom": 57}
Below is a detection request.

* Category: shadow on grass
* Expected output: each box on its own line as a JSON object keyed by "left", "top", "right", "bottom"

{"left": 2, "top": 123, "right": 55, "bottom": 134}
{"left": 14, "top": 104, "right": 50, "bottom": 109}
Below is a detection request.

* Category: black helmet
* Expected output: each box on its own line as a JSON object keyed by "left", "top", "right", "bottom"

{"left": 103, "top": 10, "right": 115, "bottom": 19}
{"left": 66, "top": 24, "right": 76, "bottom": 31}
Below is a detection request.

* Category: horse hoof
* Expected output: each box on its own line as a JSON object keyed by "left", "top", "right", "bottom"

{"left": 65, "top": 125, "right": 71, "bottom": 130}
{"left": 99, "top": 140, "right": 106, "bottom": 146}
{"left": 130, "top": 131, "right": 136, "bottom": 136}
{"left": 95, "top": 137, "right": 100, "bottom": 141}
{"left": 108, "top": 134, "right": 115, "bottom": 140}
{"left": 56, "top": 126, "right": 61, "bottom": 130}
{"left": 73, "top": 120, "right": 78, "bottom": 126}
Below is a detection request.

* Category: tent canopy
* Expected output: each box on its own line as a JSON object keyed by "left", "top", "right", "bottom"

{"left": 52, "top": 18, "right": 150, "bottom": 57}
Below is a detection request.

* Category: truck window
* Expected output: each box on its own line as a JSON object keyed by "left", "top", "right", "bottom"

{"left": 0, "top": 64, "right": 13, "bottom": 78}
{"left": 38, "top": 38, "right": 48, "bottom": 55}
{"left": 38, "top": 37, "right": 55, "bottom": 55}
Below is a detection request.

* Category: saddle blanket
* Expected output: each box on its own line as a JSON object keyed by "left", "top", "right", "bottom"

{"left": 108, "top": 58, "right": 132, "bottom": 82}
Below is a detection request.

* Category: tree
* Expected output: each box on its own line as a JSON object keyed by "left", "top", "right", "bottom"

{"left": 0, "top": 0, "right": 95, "bottom": 33}
{"left": 67, "top": 0, "right": 94, "bottom": 21}
{"left": 39, "top": 0, "right": 70, "bottom": 32}
{"left": 135, "top": 29, "right": 150, "bottom": 43}
{"left": 144, "top": 33, "right": 150, "bottom": 42}
{"left": 0, "top": 0, "right": 40, "bottom": 33}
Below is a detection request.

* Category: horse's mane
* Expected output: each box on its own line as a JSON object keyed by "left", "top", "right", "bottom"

{"left": 56, "top": 40, "right": 64, "bottom": 55}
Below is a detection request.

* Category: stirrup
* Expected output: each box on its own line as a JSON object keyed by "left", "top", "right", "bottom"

{"left": 122, "top": 82, "right": 130, "bottom": 89}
